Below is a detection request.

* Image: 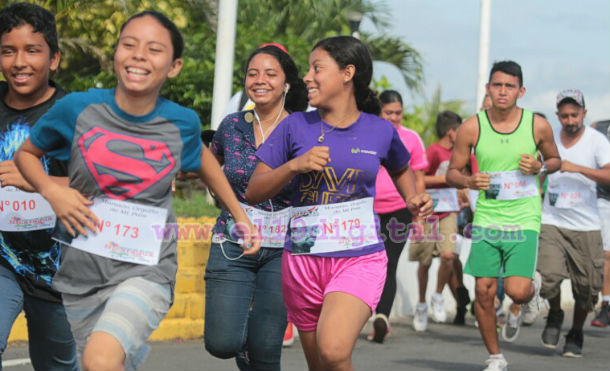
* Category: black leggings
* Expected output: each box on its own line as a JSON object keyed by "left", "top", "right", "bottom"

{"left": 376, "top": 208, "right": 412, "bottom": 316}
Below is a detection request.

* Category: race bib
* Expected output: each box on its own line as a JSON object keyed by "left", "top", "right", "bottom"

{"left": 240, "top": 202, "right": 290, "bottom": 248}
{"left": 289, "top": 197, "right": 380, "bottom": 255}
{"left": 427, "top": 188, "right": 460, "bottom": 212}
{"left": 484, "top": 171, "right": 538, "bottom": 200}
{"left": 0, "top": 186, "right": 56, "bottom": 231}
{"left": 469, "top": 189, "right": 480, "bottom": 211}
{"left": 53, "top": 198, "right": 167, "bottom": 265}
{"left": 547, "top": 180, "right": 593, "bottom": 209}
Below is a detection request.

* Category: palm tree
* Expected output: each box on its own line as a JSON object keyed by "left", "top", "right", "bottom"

{"left": 235, "top": 0, "right": 423, "bottom": 91}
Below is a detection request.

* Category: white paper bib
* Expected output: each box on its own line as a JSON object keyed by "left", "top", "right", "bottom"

{"left": 289, "top": 197, "right": 380, "bottom": 255}
{"left": 0, "top": 186, "right": 56, "bottom": 231}
{"left": 239, "top": 203, "right": 290, "bottom": 248}
{"left": 427, "top": 188, "right": 460, "bottom": 212}
{"left": 547, "top": 180, "right": 594, "bottom": 209}
{"left": 53, "top": 198, "right": 167, "bottom": 265}
{"left": 484, "top": 171, "right": 538, "bottom": 200}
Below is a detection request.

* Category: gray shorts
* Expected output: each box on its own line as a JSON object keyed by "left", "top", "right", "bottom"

{"left": 538, "top": 224, "right": 604, "bottom": 311}
{"left": 598, "top": 199, "right": 610, "bottom": 252}
{"left": 62, "top": 277, "right": 171, "bottom": 370}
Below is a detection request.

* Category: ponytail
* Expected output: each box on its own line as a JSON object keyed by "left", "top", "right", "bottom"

{"left": 356, "top": 86, "right": 381, "bottom": 115}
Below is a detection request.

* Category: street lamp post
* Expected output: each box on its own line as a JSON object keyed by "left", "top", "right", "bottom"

{"left": 210, "top": 0, "right": 238, "bottom": 130}
{"left": 347, "top": 11, "right": 363, "bottom": 39}
{"left": 476, "top": 0, "right": 491, "bottom": 110}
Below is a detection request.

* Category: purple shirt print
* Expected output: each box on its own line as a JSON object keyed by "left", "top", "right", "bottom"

{"left": 256, "top": 110, "right": 411, "bottom": 257}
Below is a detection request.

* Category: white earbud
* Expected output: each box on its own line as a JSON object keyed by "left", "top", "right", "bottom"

{"left": 285, "top": 83, "right": 290, "bottom": 93}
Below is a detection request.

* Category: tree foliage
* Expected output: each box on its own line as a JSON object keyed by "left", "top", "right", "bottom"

{"left": 1, "top": 0, "right": 423, "bottom": 128}
{"left": 403, "top": 86, "right": 469, "bottom": 146}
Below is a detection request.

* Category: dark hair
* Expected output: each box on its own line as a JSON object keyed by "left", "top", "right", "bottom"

{"left": 0, "top": 2, "right": 58, "bottom": 56}
{"left": 379, "top": 90, "right": 403, "bottom": 106}
{"left": 244, "top": 45, "right": 308, "bottom": 112}
{"left": 120, "top": 11, "right": 183, "bottom": 60}
{"left": 436, "top": 110, "right": 462, "bottom": 138}
{"left": 313, "top": 36, "right": 380, "bottom": 115}
{"left": 489, "top": 60, "right": 523, "bottom": 87}
{"left": 534, "top": 111, "right": 547, "bottom": 119}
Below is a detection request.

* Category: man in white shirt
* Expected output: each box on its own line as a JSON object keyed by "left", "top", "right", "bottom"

{"left": 538, "top": 89, "right": 610, "bottom": 358}
{"left": 590, "top": 120, "right": 610, "bottom": 327}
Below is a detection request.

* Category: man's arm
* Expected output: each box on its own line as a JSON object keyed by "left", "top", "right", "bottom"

{"left": 560, "top": 162, "right": 610, "bottom": 185}
{"left": 446, "top": 117, "right": 490, "bottom": 190}
{"left": 532, "top": 115, "right": 561, "bottom": 174}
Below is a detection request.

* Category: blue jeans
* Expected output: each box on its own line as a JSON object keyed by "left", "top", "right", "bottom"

{"left": 0, "top": 264, "right": 78, "bottom": 371}
{"left": 204, "top": 241, "right": 286, "bottom": 371}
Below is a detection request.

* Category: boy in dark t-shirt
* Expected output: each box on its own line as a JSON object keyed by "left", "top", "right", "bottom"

{"left": 0, "top": 3, "right": 77, "bottom": 370}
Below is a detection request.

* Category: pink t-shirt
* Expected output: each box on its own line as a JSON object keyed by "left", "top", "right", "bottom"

{"left": 374, "top": 125, "right": 429, "bottom": 214}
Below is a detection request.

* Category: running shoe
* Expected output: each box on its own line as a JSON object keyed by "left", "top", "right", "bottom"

{"left": 367, "top": 313, "right": 391, "bottom": 343}
{"left": 590, "top": 302, "right": 610, "bottom": 327}
{"left": 431, "top": 293, "right": 447, "bottom": 323}
{"left": 521, "top": 302, "right": 538, "bottom": 326}
{"left": 413, "top": 302, "right": 428, "bottom": 332}
{"left": 482, "top": 355, "right": 508, "bottom": 371}
{"left": 501, "top": 310, "right": 522, "bottom": 342}
{"left": 282, "top": 322, "right": 294, "bottom": 347}
{"left": 541, "top": 309, "right": 564, "bottom": 349}
{"left": 562, "top": 329, "right": 583, "bottom": 358}
{"left": 522, "top": 271, "right": 542, "bottom": 326}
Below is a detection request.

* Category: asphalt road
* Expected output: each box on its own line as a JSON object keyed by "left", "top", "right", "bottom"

{"left": 3, "top": 309, "right": 609, "bottom": 371}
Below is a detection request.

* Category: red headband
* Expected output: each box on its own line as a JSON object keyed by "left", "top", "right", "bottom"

{"left": 258, "top": 42, "right": 288, "bottom": 54}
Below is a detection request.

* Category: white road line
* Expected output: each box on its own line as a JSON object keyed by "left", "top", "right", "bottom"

{"left": 3, "top": 358, "right": 31, "bottom": 367}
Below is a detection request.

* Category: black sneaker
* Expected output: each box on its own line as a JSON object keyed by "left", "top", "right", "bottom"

{"left": 541, "top": 309, "right": 564, "bottom": 349}
{"left": 590, "top": 302, "right": 610, "bottom": 327}
{"left": 562, "top": 329, "right": 583, "bottom": 358}
{"left": 453, "top": 287, "right": 470, "bottom": 325}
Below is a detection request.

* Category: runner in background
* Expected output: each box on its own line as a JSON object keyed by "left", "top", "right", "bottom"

{"left": 409, "top": 110, "right": 471, "bottom": 331}
{"left": 590, "top": 119, "right": 610, "bottom": 328}
{"left": 0, "top": 3, "right": 77, "bottom": 370}
{"left": 368, "top": 89, "right": 428, "bottom": 343}
{"left": 447, "top": 60, "right": 561, "bottom": 371}
{"left": 14, "top": 11, "right": 259, "bottom": 371}
{"left": 204, "top": 44, "right": 307, "bottom": 370}
{"left": 246, "top": 36, "right": 432, "bottom": 371}
{"left": 538, "top": 90, "right": 610, "bottom": 357}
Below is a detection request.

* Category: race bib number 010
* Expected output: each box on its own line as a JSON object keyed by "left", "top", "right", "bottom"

{"left": 53, "top": 198, "right": 167, "bottom": 265}
{"left": 0, "top": 186, "right": 56, "bottom": 231}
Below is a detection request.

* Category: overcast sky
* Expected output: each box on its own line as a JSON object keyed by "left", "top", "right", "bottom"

{"left": 366, "top": 0, "right": 610, "bottom": 126}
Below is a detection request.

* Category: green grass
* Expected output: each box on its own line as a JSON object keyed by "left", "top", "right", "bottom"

{"left": 172, "top": 190, "right": 221, "bottom": 218}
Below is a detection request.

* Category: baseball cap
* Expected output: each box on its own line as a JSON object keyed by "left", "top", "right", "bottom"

{"left": 556, "top": 89, "right": 585, "bottom": 108}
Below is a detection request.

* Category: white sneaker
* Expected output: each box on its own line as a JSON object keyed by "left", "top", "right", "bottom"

{"left": 431, "top": 293, "right": 447, "bottom": 323}
{"left": 413, "top": 303, "right": 428, "bottom": 332}
{"left": 521, "top": 301, "right": 538, "bottom": 325}
{"left": 522, "top": 271, "right": 542, "bottom": 325}
{"left": 501, "top": 310, "right": 522, "bottom": 342}
{"left": 482, "top": 356, "right": 508, "bottom": 371}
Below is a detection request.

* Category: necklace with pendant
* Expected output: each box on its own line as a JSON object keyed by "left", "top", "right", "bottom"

{"left": 318, "top": 123, "right": 336, "bottom": 143}
{"left": 318, "top": 110, "right": 359, "bottom": 143}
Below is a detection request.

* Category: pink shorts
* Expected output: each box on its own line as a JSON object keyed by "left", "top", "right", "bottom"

{"left": 281, "top": 250, "right": 388, "bottom": 332}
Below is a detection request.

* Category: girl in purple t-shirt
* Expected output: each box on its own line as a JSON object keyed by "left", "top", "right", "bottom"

{"left": 247, "top": 36, "right": 432, "bottom": 370}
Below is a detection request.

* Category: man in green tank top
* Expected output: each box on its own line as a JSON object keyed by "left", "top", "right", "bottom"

{"left": 447, "top": 61, "right": 561, "bottom": 371}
